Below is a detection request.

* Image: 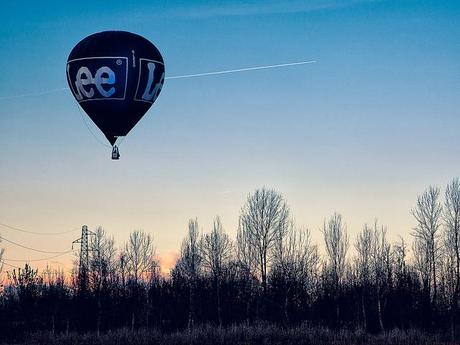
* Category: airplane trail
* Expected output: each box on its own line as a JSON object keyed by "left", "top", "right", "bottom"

{"left": 165, "top": 60, "right": 317, "bottom": 79}
{"left": 0, "top": 60, "right": 316, "bottom": 100}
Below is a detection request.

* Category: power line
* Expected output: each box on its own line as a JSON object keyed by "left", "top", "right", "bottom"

{"left": 0, "top": 236, "right": 70, "bottom": 254}
{"left": 1, "top": 260, "right": 20, "bottom": 269}
{"left": 2, "top": 251, "right": 73, "bottom": 262}
{"left": 0, "top": 222, "right": 79, "bottom": 235}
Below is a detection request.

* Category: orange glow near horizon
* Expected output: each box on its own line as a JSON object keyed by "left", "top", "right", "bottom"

{"left": 0, "top": 250, "right": 180, "bottom": 284}
{"left": 157, "top": 251, "right": 179, "bottom": 276}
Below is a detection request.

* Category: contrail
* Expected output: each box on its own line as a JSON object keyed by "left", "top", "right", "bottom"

{"left": 0, "top": 87, "right": 70, "bottom": 100}
{"left": 0, "top": 60, "right": 316, "bottom": 100}
{"left": 165, "top": 60, "right": 317, "bottom": 79}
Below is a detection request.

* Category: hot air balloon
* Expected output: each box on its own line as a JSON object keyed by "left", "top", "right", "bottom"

{"left": 66, "top": 31, "right": 165, "bottom": 159}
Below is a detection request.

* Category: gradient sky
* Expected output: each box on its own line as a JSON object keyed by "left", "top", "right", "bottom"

{"left": 0, "top": 1, "right": 459, "bottom": 273}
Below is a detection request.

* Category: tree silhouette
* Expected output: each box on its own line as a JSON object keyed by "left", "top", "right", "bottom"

{"left": 322, "top": 212, "right": 349, "bottom": 327}
{"left": 238, "top": 188, "right": 290, "bottom": 295}
{"left": 201, "top": 216, "right": 232, "bottom": 326}
{"left": 1, "top": 181, "right": 460, "bottom": 342}
{"left": 176, "top": 218, "right": 202, "bottom": 329}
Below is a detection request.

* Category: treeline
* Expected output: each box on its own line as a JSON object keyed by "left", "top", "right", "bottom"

{"left": 0, "top": 179, "right": 459, "bottom": 341}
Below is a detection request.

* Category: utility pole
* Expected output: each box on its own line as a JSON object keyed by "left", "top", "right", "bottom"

{"left": 72, "top": 225, "right": 95, "bottom": 292}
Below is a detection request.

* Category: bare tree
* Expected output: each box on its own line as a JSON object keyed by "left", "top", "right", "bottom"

{"left": 123, "top": 229, "right": 155, "bottom": 331}
{"left": 124, "top": 230, "right": 155, "bottom": 284}
{"left": 41, "top": 265, "right": 66, "bottom": 335}
{"left": 118, "top": 252, "right": 127, "bottom": 289}
{"left": 236, "top": 218, "right": 258, "bottom": 276}
{"left": 443, "top": 178, "right": 460, "bottom": 337}
{"left": 411, "top": 186, "right": 442, "bottom": 305}
{"left": 0, "top": 235, "right": 4, "bottom": 274}
{"left": 89, "top": 227, "right": 117, "bottom": 336}
{"left": 178, "top": 218, "right": 202, "bottom": 329}
{"left": 413, "top": 235, "right": 431, "bottom": 296}
{"left": 273, "top": 224, "right": 319, "bottom": 323}
{"left": 239, "top": 188, "right": 290, "bottom": 293}
{"left": 145, "top": 259, "right": 161, "bottom": 330}
{"left": 392, "top": 236, "right": 411, "bottom": 329}
{"left": 236, "top": 218, "right": 258, "bottom": 323}
{"left": 355, "top": 224, "right": 372, "bottom": 331}
{"left": 201, "top": 216, "right": 232, "bottom": 326}
{"left": 0, "top": 237, "right": 5, "bottom": 303}
{"left": 322, "top": 212, "right": 349, "bottom": 326}
{"left": 393, "top": 237, "right": 408, "bottom": 281}
{"left": 89, "top": 227, "right": 117, "bottom": 289}
{"left": 369, "top": 221, "right": 391, "bottom": 332}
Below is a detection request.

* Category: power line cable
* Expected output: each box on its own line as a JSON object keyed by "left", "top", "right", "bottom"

{"left": 0, "top": 222, "right": 79, "bottom": 235}
{"left": 0, "top": 236, "right": 70, "bottom": 254}
{"left": 2, "top": 251, "right": 73, "bottom": 262}
{"left": 1, "top": 260, "right": 20, "bottom": 269}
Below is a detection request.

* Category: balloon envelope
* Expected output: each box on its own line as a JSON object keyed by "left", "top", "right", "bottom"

{"left": 66, "top": 31, "right": 165, "bottom": 145}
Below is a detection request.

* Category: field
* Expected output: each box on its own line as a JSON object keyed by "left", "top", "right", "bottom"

{"left": 5, "top": 324, "right": 457, "bottom": 345}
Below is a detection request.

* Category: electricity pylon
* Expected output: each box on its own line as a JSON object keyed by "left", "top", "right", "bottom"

{"left": 72, "top": 225, "right": 95, "bottom": 292}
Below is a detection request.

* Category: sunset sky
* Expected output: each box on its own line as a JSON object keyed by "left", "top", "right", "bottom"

{"left": 0, "top": 1, "right": 459, "bottom": 274}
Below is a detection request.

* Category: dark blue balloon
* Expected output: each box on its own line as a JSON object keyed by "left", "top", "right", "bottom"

{"left": 66, "top": 31, "right": 165, "bottom": 145}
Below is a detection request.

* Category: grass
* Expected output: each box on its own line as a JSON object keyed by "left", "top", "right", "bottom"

{"left": 4, "top": 323, "right": 457, "bottom": 345}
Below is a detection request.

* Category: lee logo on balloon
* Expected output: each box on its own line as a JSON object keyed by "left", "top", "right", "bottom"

{"left": 134, "top": 58, "right": 165, "bottom": 103}
{"left": 67, "top": 56, "right": 164, "bottom": 104}
{"left": 67, "top": 57, "right": 128, "bottom": 102}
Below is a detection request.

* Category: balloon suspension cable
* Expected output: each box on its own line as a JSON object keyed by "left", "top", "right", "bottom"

{"left": 115, "top": 136, "right": 126, "bottom": 147}
{"left": 75, "top": 103, "right": 111, "bottom": 148}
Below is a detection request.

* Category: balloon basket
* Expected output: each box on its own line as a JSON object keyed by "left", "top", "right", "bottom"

{"left": 112, "top": 145, "right": 120, "bottom": 160}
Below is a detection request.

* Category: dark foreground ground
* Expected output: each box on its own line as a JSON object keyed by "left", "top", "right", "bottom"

{"left": 3, "top": 324, "right": 459, "bottom": 345}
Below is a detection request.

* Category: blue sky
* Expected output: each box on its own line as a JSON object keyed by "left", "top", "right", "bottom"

{"left": 0, "top": 1, "right": 459, "bottom": 270}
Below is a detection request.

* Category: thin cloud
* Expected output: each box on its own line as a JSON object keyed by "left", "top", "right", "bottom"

{"left": 167, "top": 0, "right": 379, "bottom": 19}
